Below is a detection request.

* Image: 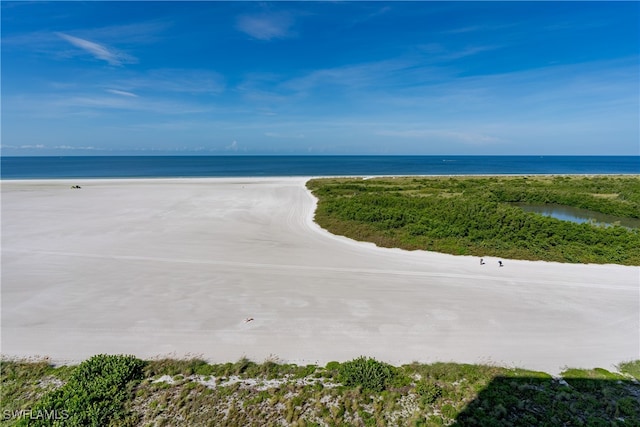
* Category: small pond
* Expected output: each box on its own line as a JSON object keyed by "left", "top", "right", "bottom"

{"left": 513, "top": 203, "right": 640, "bottom": 229}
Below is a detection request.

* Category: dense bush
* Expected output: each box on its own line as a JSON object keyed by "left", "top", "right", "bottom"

{"left": 338, "top": 356, "right": 398, "bottom": 392}
{"left": 308, "top": 176, "right": 640, "bottom": 265}
{"left": 21, "top": 354, "right": 145, "bottom": 426}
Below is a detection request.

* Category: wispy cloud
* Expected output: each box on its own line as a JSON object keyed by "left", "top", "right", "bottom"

{"left": 119, "top": 69, "right": 225, "bottom": 94}
{"left": 106, "top": 89, "right": 138, "bottom": 97}
{"left": 443, "top": 25, "right": 484, "bottom": 35}
{"left": 55, "top": 94, "right": 213, "bottom": 115}
{"left": 1, "top": 144, "right": 45, "bottom": 149}
{"left": 80, "top": 21, "right": 172, "bottom": 45}
{"left": 233, "top": 57, "right": 448, "bottom": 114}
{"left": 236, "top": 12, "right": 294, "bottom": 41}
{"left": 376, "top": 129, "right": 500, "bottom": 145}
{"left": 57, "top": 32, "right": 136, "bottom": 66}
{"left": 442, "top": 23, "right": 516, "bottom": 35}
{"left": 280, "top": 58, "right": 432, "bottom": 94}
{"left": 418, "top": 43, "right": 502, "bottom": 63}
{"left": 4, "top": 91, "right": 216, "bottom": 119}
{"left": 3, "top": 21, "right": 168, "bottom": 59}
{"left": 1, "top": 144, "right": 104, "bottom": 151}
{"left": 345, "top": 5, "right": 391, "bottom": 28}
{"left": 53, "top": 144, "right": 101, "bottom": 150}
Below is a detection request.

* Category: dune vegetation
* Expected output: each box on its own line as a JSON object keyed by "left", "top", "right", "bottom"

{"left": 307, "top": 175, "right": 640, "bottom": 265}
{"left": 1, "top": 355, "right": 639, "bottom": 426}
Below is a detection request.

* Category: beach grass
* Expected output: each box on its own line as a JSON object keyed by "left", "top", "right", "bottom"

{"left": 307, "top": 175, "right": 640, "bottom": 265}
{"left": 2, "top": 355, "right": 639, "bottom": 426}
{"left": 618, "top": 360, "right": 640, "bottom": 381}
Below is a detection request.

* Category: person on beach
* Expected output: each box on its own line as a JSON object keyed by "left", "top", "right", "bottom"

{"left": 480, "top": 258, "right": 485, "bottom": 265}
{"left": 498, "top": 260, "right": 503, "bottom": 267}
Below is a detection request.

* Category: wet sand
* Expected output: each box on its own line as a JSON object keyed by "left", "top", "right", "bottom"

{"left": 1, "top": 178, "right": 638, "bottom": 374}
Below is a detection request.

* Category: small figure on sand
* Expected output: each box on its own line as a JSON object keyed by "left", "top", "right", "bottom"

{"left": 244, "top": 317, "right": 254, "bottom": 323}
{"left": 480, "top": 258, "right": 485, "bottom": 265}
{"left": 498, "top": 260, "right": 503, "bottom": 267}
{"left": 71, "top": 185, "right": 81, "bottom": 189}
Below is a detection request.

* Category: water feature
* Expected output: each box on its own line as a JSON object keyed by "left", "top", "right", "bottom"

{"left": 514, "top": 204, "right": 640, "bottom": 229}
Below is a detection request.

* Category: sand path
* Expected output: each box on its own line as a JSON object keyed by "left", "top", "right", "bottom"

{"left": 1, "top": 178, "right": 638, "bottom": 374}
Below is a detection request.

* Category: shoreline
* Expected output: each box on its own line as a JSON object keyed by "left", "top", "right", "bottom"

{"left": 2, "top": 178, "right": 638, "bottom": 374}
{"left": 2, "top": 172, "right": 640, "bottom": 182}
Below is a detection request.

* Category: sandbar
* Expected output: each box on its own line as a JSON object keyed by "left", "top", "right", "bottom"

{"left": 1, "top": 178, "right": 638, "bottom": 374}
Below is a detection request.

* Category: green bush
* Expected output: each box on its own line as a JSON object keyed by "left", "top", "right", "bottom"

{"left": 323, "top": 361, "right": 341, "bottom": 379}
{"left": 415, "top": 380, "right": 442, "bottom": 404}
{"left": 21, "top": 354, "right": 145, "bottom": 426}
{"left": 338, "top": 357, "right": 397, "bottom": 392}
{"left": 325, "top": 361, "right": 341, "bottom": 371}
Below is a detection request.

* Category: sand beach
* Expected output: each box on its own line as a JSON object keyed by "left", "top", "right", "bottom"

{"left": 1, "top": 178, "right": 638, "bottom": 374}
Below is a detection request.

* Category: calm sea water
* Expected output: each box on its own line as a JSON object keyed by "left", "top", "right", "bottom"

{"left": 1, "top": 156, "right": 638, "bottom": 179}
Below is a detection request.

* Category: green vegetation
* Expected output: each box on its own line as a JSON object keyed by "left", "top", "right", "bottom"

{"left": 0, "top": 359, "right": 73, "bottom": 424}
{"left": 2, "top": 356, "right": 639, "bottom": 426}
{"left": 619, "top": 360, "right": 640, "bottom": 380}
{"left": 338, "top": 356, "right": 401, "bottom": 392}
{"left": 8, "top": 355, "right": 145, "bottom": 427}
{"left": 307, "top": 175, "right": 640, "bottom": 265}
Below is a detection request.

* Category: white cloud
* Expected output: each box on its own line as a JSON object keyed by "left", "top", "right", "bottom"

{"left": 226, "top": 140, "right": 239, "bottom": 151}
{"left": 0, "top": 144, "right": 46, "bottom": 149}
{"left": 53, "top": 145, "right": 99, "bottom": 150}
{"left": 106, "top": 89, "right": 138, "bottom": 97}
{"left": 57, "top": 33, "right": 136, "bottom": 66}
{"left": 3, "top": 22, "right": 166, "bottom": 62}
{"left": 236, "top": 12, "right": 294, "bottom": 41}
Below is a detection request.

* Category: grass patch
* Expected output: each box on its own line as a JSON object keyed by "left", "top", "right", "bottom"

{"left": 619, "top": 360, "right": 640, "bottom": 380}
{"left": 562, "top": 367, "right": 627, "bottom": 381}
{"left": 0, "top": 358, "right": 74, "bottom": 424}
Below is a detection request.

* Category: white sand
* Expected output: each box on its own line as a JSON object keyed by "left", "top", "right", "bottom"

{"left": 1, "top": 178, "right": 638, "bottom": 374}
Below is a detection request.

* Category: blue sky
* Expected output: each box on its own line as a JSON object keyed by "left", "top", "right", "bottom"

{"left": 1, "top": 1, "right": 638, "bottom": 156}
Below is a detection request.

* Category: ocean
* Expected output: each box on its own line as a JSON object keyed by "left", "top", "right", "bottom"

{"left": 1, "top": 156, "right": 638, "bottom": 179}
